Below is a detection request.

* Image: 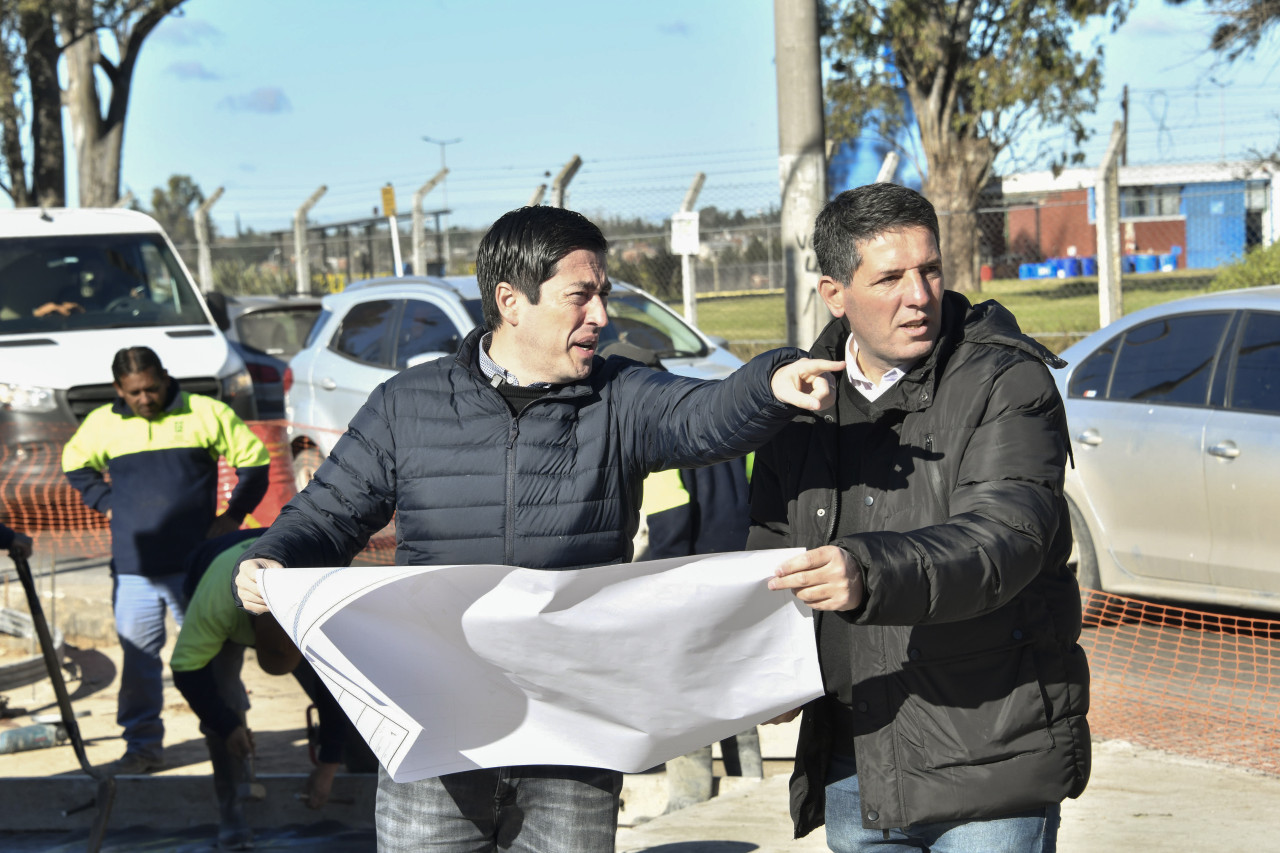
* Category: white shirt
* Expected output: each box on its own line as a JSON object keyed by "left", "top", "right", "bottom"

{"left": 844, "top": 336, "right": 912, "bottom": 402}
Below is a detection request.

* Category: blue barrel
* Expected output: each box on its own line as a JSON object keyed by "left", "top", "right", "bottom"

{"left": 1018, "top": 263, "right": 1035, "bottom": 280}
{"left": 1134, "top": 254, "right": 1159, "bottom": 273}
{"left": 1082, "top": 257, "right": 1098, "bottom": 275}
{"left": 1062, "top": 258, "right": 1083, "bottom": 278}
{"left": 1159, "top": 253, "right": 1178, "bottom": 272}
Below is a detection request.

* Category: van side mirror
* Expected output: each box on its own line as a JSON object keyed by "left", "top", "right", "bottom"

{"left": 205, "top": 291, "right": 230, "bottom": 332}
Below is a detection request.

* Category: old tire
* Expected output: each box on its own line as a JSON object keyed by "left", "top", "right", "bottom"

{"left": 1067, "top": 498, "right": 1112, "bottom": 626}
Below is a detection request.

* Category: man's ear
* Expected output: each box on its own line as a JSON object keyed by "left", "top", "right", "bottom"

{"left": 494, "top": 281, "right": 521, "bottom": 327}
{"left": 818, "top": 276, "right": 847, "bottom": 318}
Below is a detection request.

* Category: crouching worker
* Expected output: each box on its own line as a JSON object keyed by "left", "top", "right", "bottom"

{"left": 171, "top": 529, "right": 371, "bottom": 850}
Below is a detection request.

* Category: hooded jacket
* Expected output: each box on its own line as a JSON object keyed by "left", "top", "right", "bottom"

{"left": 748, "top": 291, "right": 1090, "bottom": 835}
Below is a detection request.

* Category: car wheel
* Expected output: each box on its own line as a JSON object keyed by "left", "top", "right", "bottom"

{"left": 1067, "top": 498, "right": 1114, "bottom": 626}
{"left": 293, "top": 446, "right": 324, "bottom": 494}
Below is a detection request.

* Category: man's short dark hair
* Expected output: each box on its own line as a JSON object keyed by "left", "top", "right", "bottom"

{"left": 112, "top": 346, "right": 165, "bottom": 381}
{"left": 813, "top": 184, "right": 940, "bottom": 283}
{"left": 476, "top": 206, "right": 609, "bottom": 330}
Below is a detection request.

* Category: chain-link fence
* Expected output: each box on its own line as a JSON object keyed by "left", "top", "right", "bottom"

{"left": 177, "top": 154, "right": 1277, "bottom": 359}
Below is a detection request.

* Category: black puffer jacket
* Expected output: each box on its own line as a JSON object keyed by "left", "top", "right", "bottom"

{"left": 748, "top": 292, "right": 1090, "bottom": 836}
{"left": 244, "top": 327, "right": 802, "bottom": 573}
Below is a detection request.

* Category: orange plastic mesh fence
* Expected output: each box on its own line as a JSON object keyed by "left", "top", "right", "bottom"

{"left": 1080, "top": 589, "right": 1280, "bottom": 775}
{"left": 5, "top": 432, "right": 1278, "bottom": 775}
{"left": 0, "top": 420, "right": 395, "bottom": 565}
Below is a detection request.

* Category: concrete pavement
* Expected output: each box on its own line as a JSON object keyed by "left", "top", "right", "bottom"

{"left": 4, "top": 553, "right": 1280, "bottom": 851}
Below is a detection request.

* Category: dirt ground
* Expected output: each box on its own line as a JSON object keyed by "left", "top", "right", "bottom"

{"left": 0, "top": 621, "right": 325, "bottom": 783}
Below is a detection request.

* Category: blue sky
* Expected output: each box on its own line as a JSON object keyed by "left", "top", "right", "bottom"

{"left": 50, "top": 0, "right": 1280, "bottom": 233}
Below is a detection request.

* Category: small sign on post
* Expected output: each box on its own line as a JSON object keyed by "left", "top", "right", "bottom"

{"left": 670, "top": 212, "right": 700, "bottom": 256}
{"left": 671, "top": 211, "right": 701, "bottom": 324}
{"left": 383, "top": 183, "right": 404, "bottom": 277}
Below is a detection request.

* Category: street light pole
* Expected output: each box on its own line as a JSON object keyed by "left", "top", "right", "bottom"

{"left": 422, "top": 135, "right": 460, "bottom": 274}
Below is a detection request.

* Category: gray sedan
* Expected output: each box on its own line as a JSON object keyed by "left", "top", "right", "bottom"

{"left": 1055, "top": 285, "right": 1280, "bottom": 616}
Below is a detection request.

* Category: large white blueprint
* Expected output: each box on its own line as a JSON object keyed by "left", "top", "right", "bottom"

{"left": 259, "top": 549, "right": 822, "bottom": 782}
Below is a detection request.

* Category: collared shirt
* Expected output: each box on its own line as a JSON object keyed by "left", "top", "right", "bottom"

{"left": 844, "top": 336, "right": 912, "bottom": 402}
{"left": 478, "top": 332, "right": 552, "bottom": 389}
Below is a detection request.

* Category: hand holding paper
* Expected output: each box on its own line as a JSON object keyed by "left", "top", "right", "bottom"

{"left": 258, "top": 550, "right": 822, "bottom": 782}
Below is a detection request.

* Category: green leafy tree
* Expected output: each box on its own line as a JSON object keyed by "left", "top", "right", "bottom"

{"left": 823, "top": 0, "right": 1132, "bottom": 293}
{"left": 148, "top": 173, "right": 206, "bottom": 245}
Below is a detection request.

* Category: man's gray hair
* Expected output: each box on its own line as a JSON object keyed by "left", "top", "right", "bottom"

{"left": 813, "top": 183, "right": 940, "bottom": 283}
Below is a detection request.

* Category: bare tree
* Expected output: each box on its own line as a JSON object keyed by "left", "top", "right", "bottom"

{"left": 64, "top": 0, "right": 185, "bottom": 207}
{"left": 0, "top": 0, "right": 183, "bottom": 208}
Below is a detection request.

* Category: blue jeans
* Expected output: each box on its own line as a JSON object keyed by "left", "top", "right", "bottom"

{"left": 824, "top": 754, "right": 1060, "bottom": 852}
{"left": 112, "top": 572, "right": 186, "bottom": 758}
{"left": 375, "top": 764, "right": 623, "bottom": 853}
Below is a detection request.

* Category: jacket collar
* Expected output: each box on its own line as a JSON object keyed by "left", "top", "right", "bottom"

{"left": 810, "top": 290, "right": 1064, "bottom": 414}
{"left": 454, "top": 325, "right": 595, "bottom": 400}
{"left": 111, "top": 376, "right": 182, "bottom": 418}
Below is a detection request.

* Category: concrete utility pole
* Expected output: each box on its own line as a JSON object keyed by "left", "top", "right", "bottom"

{"left": 775, "top": 0, "right": 828, "bottom": 349}
{"left": 551, "top": 156, "right": 582, "bottom": 209}
{"left": 876, "top": 152, "right": 900, "bottom": 184}
{"left": 423, "top": 136, "right": 460, "bottom": 273}
{"left": 1096, "top": 122, "right": 1125, "bottom": 327}
{"left": 195, "top": 187, "right": 225, "bottom": 291}
{"left": 413, "top": 169, "right": 448, "bottom": 277}
{"left": 294, "top": 186, "right": 327, "bottom": 295}
{"left": 528, "top": 184, "right": 547, "bottom": 206}
{"left": 678, "top": 172, "right": 706, "bottom": 324}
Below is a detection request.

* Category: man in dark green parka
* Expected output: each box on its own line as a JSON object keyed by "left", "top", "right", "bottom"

{"left": 753, "top": 183, "right": 1090, "bottom": 852}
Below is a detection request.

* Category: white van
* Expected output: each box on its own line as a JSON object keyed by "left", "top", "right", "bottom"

{"left": 0, "top": 208, "right": 255, "bottom": 447}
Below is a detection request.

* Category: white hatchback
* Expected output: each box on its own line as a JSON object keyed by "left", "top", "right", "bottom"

{"left": 284, "top": 275, "right": 744, "bottom": 490}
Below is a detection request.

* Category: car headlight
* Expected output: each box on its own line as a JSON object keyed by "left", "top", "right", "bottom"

{"left": 0, "top": 382, "right": 58, "bottom": 413}
{"left": 221, "top": 368, "right": 254, "bottom": 398}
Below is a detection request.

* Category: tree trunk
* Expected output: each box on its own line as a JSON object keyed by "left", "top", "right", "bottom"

{"left": 0, "top": 41, "right": 29, "bottom": 206}
{"left": 907, "top": 61, "right": 995, "bottom": 295}
{"left": 63, "top": 26, "right": 108, "bottom": 206}
{"left": 924, "top": 161, "right": 985, "bottom": 295}
{"left": 63, "top": 0, "right": 182, "bottom": 208}
{"left": 20, "top": 6, "right": 66, "bottom": 208}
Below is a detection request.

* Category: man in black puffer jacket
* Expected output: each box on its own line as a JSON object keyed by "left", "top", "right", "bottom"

{"left": 753, "top": 184, "right": 1090, "bottom": 852}
{"left": 233, "top": 205, "right": 844, "bottom": 853}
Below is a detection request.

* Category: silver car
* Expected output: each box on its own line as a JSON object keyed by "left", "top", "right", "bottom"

{"left": 215, "top": 294, "right": 323, "bottom": 420}
{"left": 1055, "top": 285, "right": 1280, "bottom": 615}
{"left": 284, "top": 275, "right": 743, "bottom": 491}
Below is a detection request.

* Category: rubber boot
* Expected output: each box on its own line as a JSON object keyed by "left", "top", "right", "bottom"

{"left": 206, "top": 732, "right": 254, "bottom": 850}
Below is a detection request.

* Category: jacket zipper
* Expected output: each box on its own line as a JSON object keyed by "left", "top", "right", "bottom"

{"left": 505, "top": 416, "right": 519, "bottom": 565}
{"left": 923, "top": 433, "right": 947, "bottom": 514}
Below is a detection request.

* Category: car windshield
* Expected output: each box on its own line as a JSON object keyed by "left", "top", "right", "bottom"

{"left": 234, "top": 306, "right": 322, "bottom": 359}
{"left": 0, "top": 234, "right": 209, "bottom": 334}
{"left": 600, "top": 289, "right": 706, "bottom": 358}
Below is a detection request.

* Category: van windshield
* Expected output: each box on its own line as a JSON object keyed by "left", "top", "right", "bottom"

{"left": 0, "top": 234, "right": 210, "bottom": 334}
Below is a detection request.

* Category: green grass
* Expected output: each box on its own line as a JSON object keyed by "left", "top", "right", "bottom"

{"left": 684, "top": 271, "right": 1218, "bottom": 357}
